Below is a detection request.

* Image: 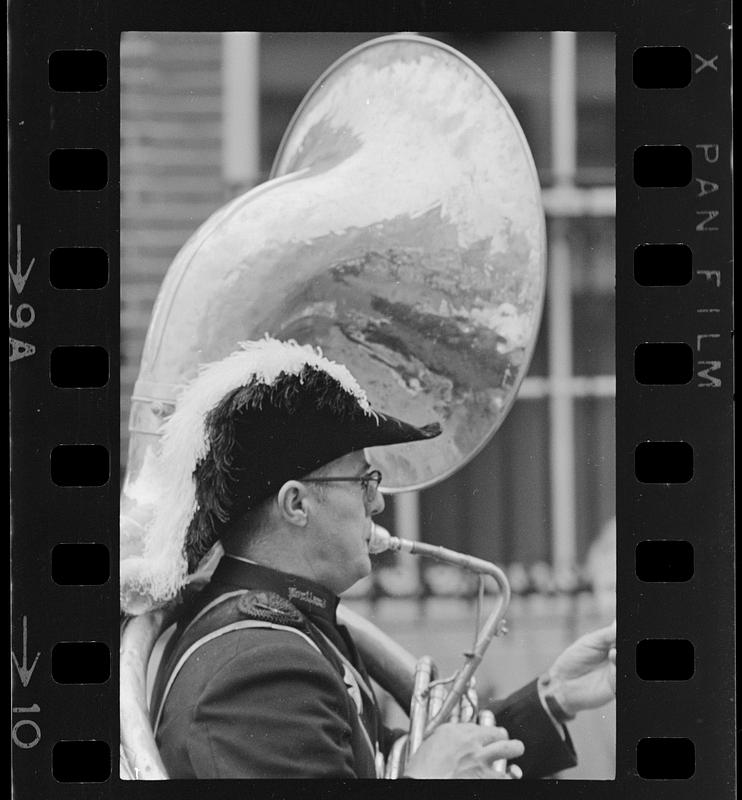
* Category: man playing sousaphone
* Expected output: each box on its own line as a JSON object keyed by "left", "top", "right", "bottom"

{"left": 121, "top": 339, "right": 615, "bottom": 779}
{"left": 119, "top": 34, "right": 616, "bottom": 780}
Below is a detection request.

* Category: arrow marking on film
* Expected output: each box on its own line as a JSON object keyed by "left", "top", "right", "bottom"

{"left": 9, "top": 224, "right": 36, "bottom": 295}
{"left": 12, "top": 616, "right": 40, "bottom": 688}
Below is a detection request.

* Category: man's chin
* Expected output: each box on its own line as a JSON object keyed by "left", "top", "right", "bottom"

{"left": 339, "top": 566, "right": 372, "bottom": 596}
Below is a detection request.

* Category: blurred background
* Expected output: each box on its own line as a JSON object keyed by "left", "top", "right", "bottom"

{"left": 121, "top": 31, "right": 615, "bottom": 778}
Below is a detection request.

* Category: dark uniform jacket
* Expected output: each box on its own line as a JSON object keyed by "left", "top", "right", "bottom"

{"left": 152, "top": 556, "right": 576, "bottom": 778}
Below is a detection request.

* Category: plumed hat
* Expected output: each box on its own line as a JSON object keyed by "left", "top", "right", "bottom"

{"left": 120, "top": 338, "right": 440, "bottom": 614}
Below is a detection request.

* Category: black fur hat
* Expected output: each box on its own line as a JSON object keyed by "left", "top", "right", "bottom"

{"left": 186, "top": 361, "right": 439, "bottom": 570}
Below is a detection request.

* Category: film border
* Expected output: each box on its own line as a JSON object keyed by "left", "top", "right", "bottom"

{"left": 8, "top": 0, "right": 733, "bottom": 797}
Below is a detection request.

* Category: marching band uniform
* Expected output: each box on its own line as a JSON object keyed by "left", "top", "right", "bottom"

{"left": 152, "top": 556, "right": 576, "bottom": 779}
{"left": 129, "top": 340, "right": 577, "bottom": 779}
{"left": 152, "top": 558, "right": 384, "bottom": 778}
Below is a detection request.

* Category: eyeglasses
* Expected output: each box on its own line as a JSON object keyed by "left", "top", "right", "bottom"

{"left": 302, "top": 470, "right": 383, "bottom": 504}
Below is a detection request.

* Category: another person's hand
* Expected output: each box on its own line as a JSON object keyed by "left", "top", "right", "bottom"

{"left": 404, "top": 722, "right": 524, "bottom": 779}
{"left": 544, "top": 620, "right": 616, "bottom": 717}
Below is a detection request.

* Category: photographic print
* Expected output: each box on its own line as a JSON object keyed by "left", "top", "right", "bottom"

{"left": 119, "top": 32, "right": 616, "bottom": 780}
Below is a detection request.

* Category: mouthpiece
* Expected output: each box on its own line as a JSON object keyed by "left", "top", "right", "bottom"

{"left": 368, "top": 524, "right": 393, "bottom": 554}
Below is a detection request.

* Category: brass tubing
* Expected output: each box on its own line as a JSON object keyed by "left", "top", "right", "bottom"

{"left": 385, "top": 536, "right": 511, "bottom": 740}
{"left": 407, "top": 656, "right": 435, "bottom": 760}
{"left": 385, "top": 735, "right": 408, "bottom": 779}
{"left": 428, "top": 681, "right": 448, "bottom": 722}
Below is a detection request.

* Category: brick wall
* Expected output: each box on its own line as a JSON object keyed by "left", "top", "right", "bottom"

{"left": 120, "top": 32, "right": 225, "bottom": 468}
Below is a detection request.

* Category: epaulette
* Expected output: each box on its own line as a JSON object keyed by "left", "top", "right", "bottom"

{"left": 236, "top": 589, "right": 306, "bottom": 628}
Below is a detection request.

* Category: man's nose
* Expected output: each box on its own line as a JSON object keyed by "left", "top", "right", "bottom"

{"left": 369, "top": 490, "right": 385, "bottom": 516}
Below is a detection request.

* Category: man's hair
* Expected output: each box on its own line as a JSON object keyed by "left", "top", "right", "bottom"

{"left": 222, "top": 496, "right": 274, "bottom": 552}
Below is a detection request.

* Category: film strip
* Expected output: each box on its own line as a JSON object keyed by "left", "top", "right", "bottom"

{"left": 9, "top": 1, "right": 733, "bottom": 796}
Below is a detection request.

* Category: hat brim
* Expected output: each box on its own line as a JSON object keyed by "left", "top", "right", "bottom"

{"left": 231, "top": 407, "right": 440, "bottom": 497}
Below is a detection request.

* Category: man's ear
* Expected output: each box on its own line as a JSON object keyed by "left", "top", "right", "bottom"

{"left": 276, "top": 480, "right": 310, "bottom": 527}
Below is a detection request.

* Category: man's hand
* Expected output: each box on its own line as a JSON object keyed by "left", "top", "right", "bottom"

{"left": 544, "top": 620, "right": 616, "bottom": 717}
{"left": 404, "top": 722, "right": 524, "bottom": 779}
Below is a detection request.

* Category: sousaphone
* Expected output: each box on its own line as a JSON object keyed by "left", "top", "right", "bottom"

{"left": 120, "top": 33, "right": 546, "bottom": 779}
